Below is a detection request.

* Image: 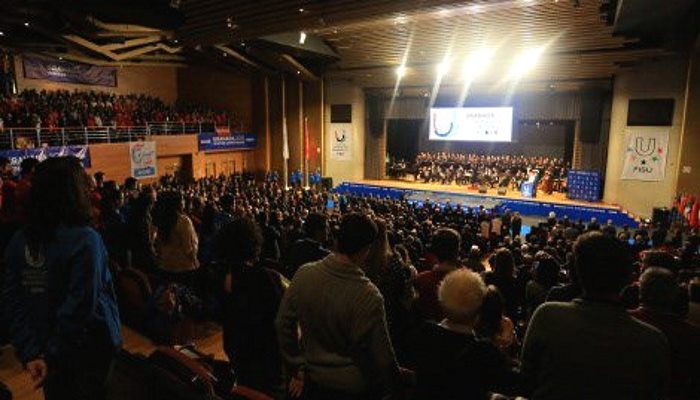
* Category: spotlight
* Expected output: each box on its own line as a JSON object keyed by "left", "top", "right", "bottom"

{"left": 436, "top": 59, "right": 450, "bottom": 77}
{"left": 509, "top": 46, "right": 545, "bottom": 79}
{"left": 24, "top": 22, "right": 30, "bottom": 27}
{"left": 299, "top": 8, "right": 305, "bottom": 13}
{"left": 0, "top": 31, "right": 4, "bottom": 36}
{"left": 296, "top": 70, "right": 301, "bottom": 75}
{"left": 463, "top": 48, "right": 494, "bottom": 80}
{"left": 173, "top": 39, "right": 179, "bottom": 44}
{"left": 299, "top": 31, "right": 307, "bottom": 44}
{"left": 396, "top": 65, "right": 406, "bottom": 78}
{"left": 58, "top": 56, "right": 63, "bottom": 60}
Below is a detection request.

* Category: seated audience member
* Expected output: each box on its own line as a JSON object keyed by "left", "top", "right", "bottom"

{"left": 629, "top": 268, "right": 700, "bottom": 399}
{"left": 415, "top": 228, "right": 463, "bottom": 321}
{"left": 545, "top": 263, "right": 581, "bottom": 302}
{"left": 521, "top": 232, "right": 670, "bottom": 400}
{"left": 3, "top": 157, "right": 122, "bottom": 400}
{"left": 217, "top": 218, "right": 287, "bottom": 398}
{"left": 483, "top": 248, "right": 521, "bottom": 319}
{"left": 99, "top": 185, "right": 128, "bottom": 267}
{"left": 409, "top": 269, "right": 522, "bottom": 400}
{"left": 285, "top": 212, "right": 330, "bottom": 278}
{"left": 153, "top": 191, "right": 200, "bottom": 273}
{"left": 464, "top": 245, "right": 485, "bottom": 272}
{"left": 525, "top": 256, "right": 560, "bottom": 317}
{"left": 276, "top": 213, "right": 402, "bottom": 400}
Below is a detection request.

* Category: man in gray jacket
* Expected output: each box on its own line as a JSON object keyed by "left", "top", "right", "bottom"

{"left": 276, "top": 213, "right": 401, "bottom": 400}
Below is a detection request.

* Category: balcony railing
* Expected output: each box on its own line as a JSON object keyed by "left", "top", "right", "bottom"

{"left": 0, "top": 121, "right": 225, "bottom": 149}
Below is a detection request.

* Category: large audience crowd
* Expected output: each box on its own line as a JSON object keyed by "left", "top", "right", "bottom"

{"left": 388, "top": 152, "right": 569, "bottom": 193}
{"left": 1, "top": 156, "right": 699, "bottom": 400}
{"left": 0, "top": 89, "right": 231, "bottom": 130}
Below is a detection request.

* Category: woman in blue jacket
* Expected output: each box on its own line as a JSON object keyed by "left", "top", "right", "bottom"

{"left": 3, "top": 156, "right": 122, "bottom": 399}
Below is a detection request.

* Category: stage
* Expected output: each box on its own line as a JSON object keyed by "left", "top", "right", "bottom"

{"left": 335, "top": 179, "right": 639, "bottom": 227}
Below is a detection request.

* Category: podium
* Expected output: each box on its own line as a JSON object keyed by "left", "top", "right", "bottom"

{"left": 521, "top": 181, "right": 537, "bottom": 198}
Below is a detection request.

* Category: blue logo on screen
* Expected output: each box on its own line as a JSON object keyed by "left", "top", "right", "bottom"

{"left": 432, "top": 112, "right": 454, "bottom": 137}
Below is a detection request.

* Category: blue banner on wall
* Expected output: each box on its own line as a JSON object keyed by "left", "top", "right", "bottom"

{"left": 23, "top": 56, "right": 117, "bottom": 87}
{"left": 198, "top": 132, "right": 257, "bottom": 152}
{"left": 0, "top": 145, "right": 91, "bottom": 176}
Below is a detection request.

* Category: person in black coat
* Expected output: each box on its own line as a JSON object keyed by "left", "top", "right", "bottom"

{"left": 217, "top": 217, "right": 287, "bottom": 398}
{"left": 285, "top": 212, "right": 330, "bottom": 278}
{"left": 511, "top": 212, "right": 523, "bottom": 238}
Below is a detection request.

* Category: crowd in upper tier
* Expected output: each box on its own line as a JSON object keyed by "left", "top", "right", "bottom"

{"left": 388, "top": 152, "right": 569, "bottom": 192}
{"left": 1, "top": 157, "right": 699, "bottom": 400}
{"left": 0, "top": 89, "right": 232, "bottom": 129}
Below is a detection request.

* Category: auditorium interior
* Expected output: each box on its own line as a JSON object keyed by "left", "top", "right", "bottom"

{"left": 1, "top": 0, "right": 700, "bottom": 399}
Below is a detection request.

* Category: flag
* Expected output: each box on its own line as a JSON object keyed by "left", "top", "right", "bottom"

{"left": 282, "top": 116, "right": 290, "bottom": 160}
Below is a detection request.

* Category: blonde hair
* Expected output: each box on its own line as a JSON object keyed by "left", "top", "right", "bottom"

{"left": 438, "top": 269, "right": 487, "bottom": 323}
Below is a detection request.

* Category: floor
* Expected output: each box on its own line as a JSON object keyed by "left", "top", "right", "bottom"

{"left": 0, "top": 325, "right": 226, "bottom": 400}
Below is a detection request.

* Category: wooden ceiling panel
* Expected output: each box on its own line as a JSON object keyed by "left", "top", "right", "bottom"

{"left": 178, "top": 0, "right": 679, "bottom": 90}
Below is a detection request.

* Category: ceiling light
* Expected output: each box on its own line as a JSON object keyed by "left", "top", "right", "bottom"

{"left": 240, "top": 41, "right": 246, "bottom": 47}
{"left": 436, "top": 59, "right": 450, "bottom": 77}
{"left": 24, "top": 22, "right": 30, "bottom": 27}
{"left": 509, "top": 46, "right": 545, "bottom": 79}
{"left": 222, "top": 52, "right": 227, "bottom": 57}
{"left": 296, "top": 70, "right": 301, "bottom": 75}
{"left": 396, "top": 65, "right": 406, "bottom": 78}
{"left": 298, "top": 8, "right": 305, "bottom": 13}
{"left": 58, "top": 56, "right": 63, "bottom": 60}
{"left": 0, "top": 31, "right": 4, "bottom": 36}
{"left": 173, "top": 39, "right": 179, "bottom": 44}
{"left": 299, "top": 31, "right": 307, "bottom": 45}
{"left": 463, "top": 48, "right": 494, "bottom": 80}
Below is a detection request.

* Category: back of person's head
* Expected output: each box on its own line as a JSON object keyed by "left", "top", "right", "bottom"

{"left": 438, "top": 269, "right": 487, "bottom": 324}
{"left": 153, "top": 191, "right": 183, "bottom": 242}
{"left": 215, "top": 217, "right": 263, "bottom": 270}
{"left": 305, "top": 212, "right": 328, "bottom": 240}
{"left": 20, "top": 157, "right": 39, "bottom": 178}
{"left": 124, "top": 176, "right": 138, "bottom": 191}
{"left": 643, "top": 250, "right": 677, "bottom": 274}
{"left": 431, "top": 228, "right": 461, "bottom": 263}
{"left": 27, "top": 157, "right": 91, "bottom": 247}
{"left": 219, "top": 194, "right": 234, "bottom": 212}
{"left": 639, "top": 267, "right": 679, "bottom": 311}
{"left": 469, "top": 245, "right": 481, "bottom": 259}
{"left": 574, "top": 232, "right": 632, "bottom": 297}
{"left": 477, "top": 285, "right": 505, "bottom": 338}
{"left": 93, "top": 171, "right": 105, "bottom": 184}
{"left": 535, "top": 256, "right": 561, "bottom": 289}
{"left": 493, "top": 248, "right": 515, "bottom": 278}
{"left": 689, "top": 280, "right": 700, "bottom": 304}
{"left": 336, "top": 213, "right": 378, "bottom": 256}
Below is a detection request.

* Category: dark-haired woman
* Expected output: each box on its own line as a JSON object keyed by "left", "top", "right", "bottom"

{"left": 153, "top": 191, "right": 199, "bottom": 274}
{"left": 217, "top": 218, "right": 287, "bottom": 398}
{"left": 3, "top": 157, "right": 122, "bottom": 399}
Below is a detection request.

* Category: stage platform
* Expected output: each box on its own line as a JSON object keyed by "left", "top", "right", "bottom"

{"left": 335, "top": 179, "right": 639, "bottom": 227}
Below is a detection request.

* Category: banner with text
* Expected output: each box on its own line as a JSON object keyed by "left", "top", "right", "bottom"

{"left": 129, "top": 141, "right": 157, "bottom": 179}
{"left": 330, "top": 123, "right": 352, "bottom": 160}
{"left": 0, "top": 145, "right": 91, "bottom": 176}
{"left": 621, "top": 129, "right": 669, "bottom": 181}
{"left": 23, "top": 56, "right": 117, "bottom": 87}
{"left": 198, "top": 132, "right": 257, "bottom": 152}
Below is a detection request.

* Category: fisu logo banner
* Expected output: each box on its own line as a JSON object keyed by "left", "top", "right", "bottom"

{"left": 621, "top": 129, "right": 669, "bottom": 182}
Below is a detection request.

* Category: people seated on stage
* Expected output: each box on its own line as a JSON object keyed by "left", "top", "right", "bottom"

{"left": 389, "top": 152, "right": 569, "bottom": 193}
